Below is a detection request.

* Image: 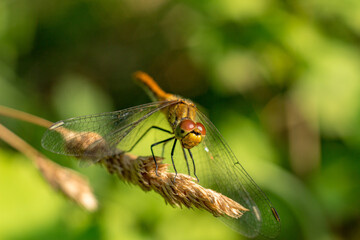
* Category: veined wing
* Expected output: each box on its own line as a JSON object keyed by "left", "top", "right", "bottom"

{"left": 194, "top": 110, "right": 281, "bottom": 239}
{"left": 41, "top": 101, "right": 178, "bottom": 161}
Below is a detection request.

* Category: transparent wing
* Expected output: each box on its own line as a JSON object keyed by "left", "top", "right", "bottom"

{"left": 192, "top": 110, "right": 281, "bottom": 239}
{"left": 41, "top": 101, "right": 178, "bottom": 161}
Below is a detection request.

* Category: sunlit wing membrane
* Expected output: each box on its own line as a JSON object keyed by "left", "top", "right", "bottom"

{"left": 41, "top": 101, "right": 178, "bottom": 161}
{"left": 194, "top": 110, "right": 281, "bottom": 238}
{"left": 42, "top": 97, "right": 280, "bottom": 238}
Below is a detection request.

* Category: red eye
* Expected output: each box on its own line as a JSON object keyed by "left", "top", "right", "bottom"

{"left": 196, "top": 122, "right": 206, "bottom": 136}
{"left": 180, "top": 119, "right": 196, "bottom": 132}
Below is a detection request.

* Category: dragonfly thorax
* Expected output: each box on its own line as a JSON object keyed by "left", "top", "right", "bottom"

{"left": 175, "top": 119, "right": 206, "bottom": 149}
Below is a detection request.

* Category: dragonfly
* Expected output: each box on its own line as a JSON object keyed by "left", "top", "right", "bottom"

{"left": 42, "top": 71, "right": 281, "bottom": 239}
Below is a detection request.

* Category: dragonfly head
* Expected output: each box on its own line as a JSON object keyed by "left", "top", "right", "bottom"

{"left": 175, "top": 119, "right": 206, "bottom": 149}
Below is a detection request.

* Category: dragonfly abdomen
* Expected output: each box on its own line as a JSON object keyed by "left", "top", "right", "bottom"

{"left": 133, "top": 71, "right": 172, "bottom": 101}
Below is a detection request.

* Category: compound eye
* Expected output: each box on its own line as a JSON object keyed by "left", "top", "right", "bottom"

{"left": 196, "top": 122, "right": 206, "bottom": 136}
{"left": 180, "top": 119, "right": 196, "bottom": 132}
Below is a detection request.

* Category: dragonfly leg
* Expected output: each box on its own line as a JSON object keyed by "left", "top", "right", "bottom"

{"left": 151, "top": 137, "right": 175, "bottom": 176}
{"left": 171, "top": 139, "right": 178, "bottom": 183}
{"left": 129, "top": 126, "right": 172, "bottom": 152}
{"left": 182, "top": 147, "right": 191, "bottom": 176}
{"left": 161, "top": 140, "right": 170, "bottom": 157}
{"left": 188, "top": 149, "right": 199, "bottom": 182}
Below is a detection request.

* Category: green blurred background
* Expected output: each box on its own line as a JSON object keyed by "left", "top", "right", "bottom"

{"left": 1, "top": 0, "right": 360, "bottom": 239}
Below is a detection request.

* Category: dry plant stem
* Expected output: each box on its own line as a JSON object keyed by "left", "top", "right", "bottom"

{"left": 52, "top": 124, "right": 249, "bottom": 218}
{"left": 0, "top": 105, "right": 248, "bottom": 218}
{"left": 102, "top": 153, "right": 248, "bottom": 218}
{"left": 0, "top": 105, "right": 53, "bottom": 128}
{"left": 0, "top": 123, "right": 98, "bottom": 211}
{"left": 54, "top": 127, "right": 248, "bottom": 218}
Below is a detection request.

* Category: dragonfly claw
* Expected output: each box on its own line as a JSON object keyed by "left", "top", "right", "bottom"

{"left": 172, "top": 174, "right": 177, "bottom": 184}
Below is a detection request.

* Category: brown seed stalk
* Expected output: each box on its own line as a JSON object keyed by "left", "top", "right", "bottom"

{"left": 57, "top": 127, "right": 248, "bottom": 218}
{"left": 101, "top": 153, "right": 248, "bottom": 218}
{"left": 0, "top": 105, "right": 248, "bottom": 218}
{"left": 0, "top": 123, "right": 98, "bottom": 211}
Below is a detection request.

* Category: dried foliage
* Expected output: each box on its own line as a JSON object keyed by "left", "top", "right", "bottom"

{"left": 0, "top": 123, "right": 98, "bottom": 211}
{"left": 102, "top": 153, "right": 248, "bottom": 218}
{"left": 0, "top": 105, "right": 247, "bottom": 218}
{"left": 56, "top": 127, "right": 248, "bottom": 218}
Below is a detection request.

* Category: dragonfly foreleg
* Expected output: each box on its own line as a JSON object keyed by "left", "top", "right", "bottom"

{"left": 188, "top": 149, "right": 199, "bottom": 182}
{"left": 171, "top": 139, "right": 178, "bottom": 183}
{"left": 182, "top": 147, "right": 191, "bottom": 176}
{"left": 161, "top": 140, "right": 170, "bottom": 157}
{"left": 129, "top": 126, "right": 172, "bottom": 152}
{"left": 151, "top": 137, "right": 175, "bottom": 176}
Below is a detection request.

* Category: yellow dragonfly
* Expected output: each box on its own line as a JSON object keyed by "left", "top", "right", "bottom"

{"left": 42, "top": 71, "right": 280, "bottom": 238}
